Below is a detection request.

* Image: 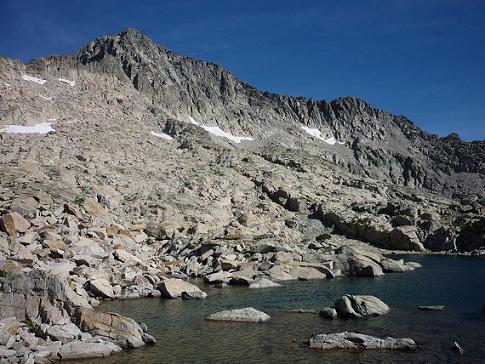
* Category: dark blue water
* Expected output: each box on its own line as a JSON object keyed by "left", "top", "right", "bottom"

{"left": 92, "top": 255, "right": 485, "bottom": 363}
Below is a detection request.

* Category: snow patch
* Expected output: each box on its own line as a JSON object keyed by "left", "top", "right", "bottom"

{"left": 301, "top": 126, "right": 344, "bottom": 145}
{"left": 150, "top": 131, "right": 173, "bottom": 140}
{"left": 22, "top": 74, "right": 46, "bottom": 85}
{"left": 39, "top": 95, "right": 52, "bottom": 101}
{"left": 187, "top": 116, "right": 253, "bottom": 144}
{"left": 58, "top": 78, "right": 75, "bottom": 87}
{"left": 0, "top": 122, "right": 55, "bottom": 135}
{"left": 201, "top": 125, "right": 253, "bottom": 143}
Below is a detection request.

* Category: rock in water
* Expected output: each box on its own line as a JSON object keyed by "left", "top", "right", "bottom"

{"left": 206, "top": 307, "right": 271, "bottom": 323}
{"left": 158, "top": 278, "right": 207, "bottom": 299}
{"left": 309, "top": 332, "right": 417, "bottom": 350}
{"left": 248, "top": 277, "right": 282, "bottom": 289}
{"left": 334, "top": 294, "right": 390, "bottom": 317}
{"left": 319, "top": 307, "right": 338, "bottom": 319}
{"left": 450, "top": 341, "right": 464, "bottom": 354}
{"left": 417, "top": 305, "right": 446, "bottom": 311}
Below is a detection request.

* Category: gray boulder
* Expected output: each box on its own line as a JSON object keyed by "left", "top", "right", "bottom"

{"left": 334, "top": 294, "right": 390, "bottom": 317}
{"left": 319, "top": 307, "right": 338, "bottom": 319}
{"left": 309, "top": 332, "right": 416, "bottom": 350}
{"left": 57, "top": 339, "right": 122, "bottom": 360}
{"left": 206, "top": 307, "right": 270, "bottom": 323}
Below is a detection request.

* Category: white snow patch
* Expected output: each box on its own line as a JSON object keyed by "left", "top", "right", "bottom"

{"left": 39, "top": 95, "right": 52, "bottom": 101}
{"left": 301, "top": 126, "right": 344, "bottom": 145}
{"left": 201, "top": 125, "right": 253, "bottom": 143}
{"left": 0, "top": 122, "right": 55, "bottom": 135}
{"left": 58, "top": 78, "right": 75, "bottom": 87}
{"left": 188, "top": 115, "right": 199, "bottom": 126}
{"left": 150, "top": 131, "right": 173, "bottom": 140}
{"left": 22, "top": 74, "right": 46, "bottom": 85}
{"left": 187, "top": 116, "right": 253, "bottom": 143}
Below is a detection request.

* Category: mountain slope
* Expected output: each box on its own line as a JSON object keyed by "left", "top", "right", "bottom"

{"left": 0, "top": 28, "right": 484, "bottom": 256}
{"left": 18, "top": 28, "right": 483, "bottom": 195}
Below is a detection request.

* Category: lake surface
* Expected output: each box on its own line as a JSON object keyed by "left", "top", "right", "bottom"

{"left": 93, "top": 255, "right": 485, "bottom": 363}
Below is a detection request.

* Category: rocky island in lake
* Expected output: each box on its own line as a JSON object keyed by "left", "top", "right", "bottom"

{"left": 0, "top": 3, "right": 484, "bottom": 363}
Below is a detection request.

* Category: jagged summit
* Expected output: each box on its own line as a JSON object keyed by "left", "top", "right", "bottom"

{"left": 0, "top": 29, "right": 484, "bottom": 195}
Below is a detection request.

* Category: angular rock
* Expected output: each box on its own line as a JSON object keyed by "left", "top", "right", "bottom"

{"left": 158, "top": 278, "right": 207, "bottom": 299}
{"left": 73, "top": 308, "right": 146, "bottom": 348}
{"left": 88, "top": 278, "right": 114, "bottom": 299}
{"left": 0, "top": 212, "right": 30, "bottom": 237}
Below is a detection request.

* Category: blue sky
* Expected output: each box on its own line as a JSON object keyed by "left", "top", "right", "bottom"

{"left": 1, "top": 0, "right": 484, "bottom": 141}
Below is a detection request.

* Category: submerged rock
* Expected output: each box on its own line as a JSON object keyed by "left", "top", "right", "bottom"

{"left": 451, "top": 341, "right": 464, "bottom": 354}
{"left": 309, "top": 332, "right": 417, "bottom": 350}
{"left": 334, "top": 294, "right": 390, "bottom": 317}
{"left": 417, "top": 305, "right": 446, "bottom": 311}
{"left": 206, "top": 307, "right": 271, "bottom": 323}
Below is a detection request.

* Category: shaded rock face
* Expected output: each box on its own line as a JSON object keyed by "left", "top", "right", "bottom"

{"left": 206, "top": 307, "right": 271, "bottom": 323}
{"left": 0, "top": 268, "right": 81, "bottom": 323}
{"left": 309, "top": 332, "right": 417, "bottom": 351}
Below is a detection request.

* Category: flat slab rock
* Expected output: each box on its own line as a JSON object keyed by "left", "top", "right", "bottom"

{"left": 206, "top": 307, "right": 271, "bottom": 323}
{"left": 309, "top": 332, "right": 417, "bottom": 351}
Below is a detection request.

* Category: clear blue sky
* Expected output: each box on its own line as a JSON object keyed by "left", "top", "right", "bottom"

{"left": 1, "top": 0, "right": 484, "bottom": 141}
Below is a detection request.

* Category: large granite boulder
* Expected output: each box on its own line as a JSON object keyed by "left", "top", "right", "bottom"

{"left": 158, "top": 278, "right": 207, "bottom": 299}
{"left": 334, "top": 246, "right": 384, "bottom": 277}
{"left": 334, "top": 294, "right": 390, "bottom": 317}
{"left": 206, "top": 307, "right": 271, "bottom": 323}
{"left": 73, "top": 308, "right": 153, "bottom": 348}
{"left": 309, "top": 332, "right": 416, "bottom": 350}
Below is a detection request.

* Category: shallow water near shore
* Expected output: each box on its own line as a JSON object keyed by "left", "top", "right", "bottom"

{"left": 90, "top": 255, "right": 485, "bottom": 363}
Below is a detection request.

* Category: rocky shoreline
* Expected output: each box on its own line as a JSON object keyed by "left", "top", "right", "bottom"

{"left": 0, "top": 195, "right": 428, "bottom": 363}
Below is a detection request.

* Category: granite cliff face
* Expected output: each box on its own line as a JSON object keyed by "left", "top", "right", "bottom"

{"left": 0, "top": 28, "right": 484, "bottom": 362}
